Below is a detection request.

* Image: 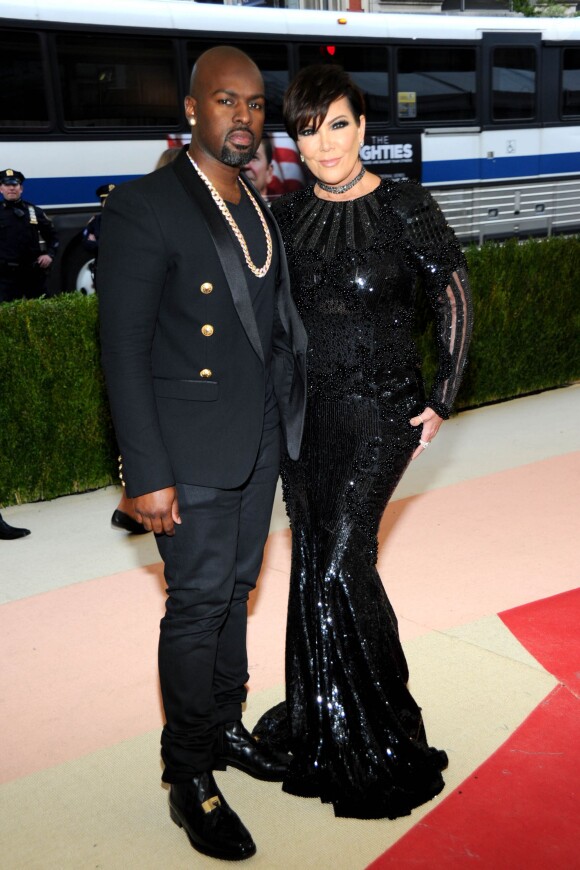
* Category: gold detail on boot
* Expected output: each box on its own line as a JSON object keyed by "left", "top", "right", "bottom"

{"left": 201, "top": 796, "right": 221, "bottom": 814}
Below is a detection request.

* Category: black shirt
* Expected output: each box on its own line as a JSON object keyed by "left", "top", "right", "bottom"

{"left": 227, "top": 187, "right": 280, "bottom": 427}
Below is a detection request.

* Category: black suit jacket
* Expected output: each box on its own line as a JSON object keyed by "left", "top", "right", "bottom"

{"left": 98, "top": 148, "right": 307, "bottom": 498}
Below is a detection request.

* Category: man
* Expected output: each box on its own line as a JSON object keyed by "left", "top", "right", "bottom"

{"left": 98, "top": 47, "right": 307, "bottom": 861}
{"left": 82, "top": 183, "right": 116, "bottom": 269}
{"left": 82, "top": 182, "right": 148, "bottom": 535}
{"left": 242, "top": 135, "right": 274, "bottom": 198}
{"left": 0, "top": 169, "right": 59, "bottom": 302}
{"left": 80, "top": 182, "right": 147, "bottom": 534}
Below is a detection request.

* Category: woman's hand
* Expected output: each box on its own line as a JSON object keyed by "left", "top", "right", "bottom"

{"left": 409, "top": 407, "right": 444, "bottom": 460}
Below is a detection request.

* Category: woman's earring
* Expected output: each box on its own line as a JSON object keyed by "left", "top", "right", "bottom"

{"left": 188, "top": 116, "right": 196, "bottom": 127}
{"left": 299, "top": 153, "right": 304, "bottom": 163}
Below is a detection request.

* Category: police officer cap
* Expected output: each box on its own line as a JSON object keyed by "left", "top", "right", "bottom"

{"left": 1, "top": 168, "right": 25, "bottom": 185}
{"left": 96, "top": 183, "right": 116, "bottom": 199}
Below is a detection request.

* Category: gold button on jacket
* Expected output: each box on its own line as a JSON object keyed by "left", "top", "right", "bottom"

{"left": 200, "top": 368, "right": 212, "bottom": 378}
{"left": 200, "top": 282, "right": 213, "bottom": 294}
{"left": 201, "top": 324, "right": 214, "bottom": 337}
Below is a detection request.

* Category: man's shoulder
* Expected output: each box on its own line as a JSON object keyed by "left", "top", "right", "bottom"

{"left": 108, "top": 158, "right": 191, "bottom": 210}
{"left": 20, "top": 198, "right": 42, "bottom": 212}
{"left": 110, "top": 167, "right": 170, "bottom": 198}
{"left": 17, "top": 199, "right": 51, "bottom": 221}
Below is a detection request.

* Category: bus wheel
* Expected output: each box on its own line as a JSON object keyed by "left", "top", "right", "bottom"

{"left": 76, "top": 260, "right": 96, "bottom": 295}
{"left": 61, "top": 236, "right": 96, "bottom": 294}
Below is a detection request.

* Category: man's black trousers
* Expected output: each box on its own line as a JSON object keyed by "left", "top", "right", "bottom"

{"left": 156, "top": 422, "right": 280, "bottom": 782}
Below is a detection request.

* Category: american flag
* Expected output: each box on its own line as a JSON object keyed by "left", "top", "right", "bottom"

{"left": 165, "top": 132, "right": 306, "bottom": 200}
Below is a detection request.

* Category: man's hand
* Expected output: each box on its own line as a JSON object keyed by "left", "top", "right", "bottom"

{"left": 133, "top": 486, "right": 181, "bottom": 535}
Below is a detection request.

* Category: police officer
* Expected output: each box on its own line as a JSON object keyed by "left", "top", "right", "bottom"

{"left": 82, "top": 183, "right": 116, "bottom": 288}
{"left": 83, "top": 183, "right": 116, "bottom": 257}
{"left": 0, "top": 169, "right": 59, "bottom": 303}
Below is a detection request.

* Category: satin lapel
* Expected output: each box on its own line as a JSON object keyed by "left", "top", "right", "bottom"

{"left": 173, "top": 151, "right": 264, "bottom": 364}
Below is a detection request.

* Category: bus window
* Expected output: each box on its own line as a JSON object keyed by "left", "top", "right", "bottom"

{"left": 0, "top": 30, "right": 49, "bottom": 128}
{"left": 396, "top": 47, "right": 476, "bottom": 123}
{"left": 562, "top": 48, "right": 580, "bottom": 117}
{"left": 492, "top": 46, "right": 536, "bottom": 121}
{"left": 56, "top": 34, "right": 180, "bottom": 127}
{"left": 297, "top": 45, "right": 388, "bottom": 123}
{"left": 187, "top": 41, "right": 289, "bottom": 126}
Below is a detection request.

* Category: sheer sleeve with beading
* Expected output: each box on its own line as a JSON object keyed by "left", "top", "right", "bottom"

{"left": 396, "top": 185, "right": 474, "bottom": 419}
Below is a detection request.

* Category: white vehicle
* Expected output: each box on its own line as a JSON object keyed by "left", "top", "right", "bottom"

{"left": 1, "top": 0, "right": 579, "bottom": 292}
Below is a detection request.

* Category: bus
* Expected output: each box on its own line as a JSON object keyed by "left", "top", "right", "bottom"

{"left": 2, "top": 0, "right": 579, "bottom": 293}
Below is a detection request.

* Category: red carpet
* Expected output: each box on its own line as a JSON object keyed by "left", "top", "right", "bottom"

{"left": 369, "top": 589, "right": 580, "bottom": 869}
{"left": 499, "top": 587, "right": 580, "bottom": 696}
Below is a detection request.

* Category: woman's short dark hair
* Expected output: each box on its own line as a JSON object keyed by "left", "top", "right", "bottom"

{"left": 283, "top": 65, "right": 366, "bottom": 141}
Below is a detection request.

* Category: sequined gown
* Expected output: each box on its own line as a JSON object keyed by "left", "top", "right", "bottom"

{"left": 254, "top": 180, "right": 473, "bottom": 820}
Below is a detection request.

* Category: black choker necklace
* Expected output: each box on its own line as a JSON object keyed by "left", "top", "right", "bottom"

{"left": 317, "top": 165, "right": 366, "bottom": 195}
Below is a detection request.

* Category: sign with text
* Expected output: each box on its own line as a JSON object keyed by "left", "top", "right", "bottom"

{"left": 360, "top": 131, "right": 422, "bottom": 182}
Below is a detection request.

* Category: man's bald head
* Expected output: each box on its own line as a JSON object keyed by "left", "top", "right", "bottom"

{"left": 185, "top": 45, "right": 266, "bottom": 172}
{"left": 190, "top": 46, "right": 263, "bottom": 98}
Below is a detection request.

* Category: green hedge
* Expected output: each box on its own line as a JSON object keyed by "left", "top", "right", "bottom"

{"left": 1, "top": 235, "right": 579, "bottom": 506}
{"left": 415, "top": 235, "right": 580, "bottom": 409}
{"left": 0, "top": 294, "right": 117, "bottom": 505}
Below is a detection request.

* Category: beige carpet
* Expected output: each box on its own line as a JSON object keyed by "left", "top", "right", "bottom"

{"left": 1, "top": 388, "right": 578, "bottom": 868}
{"left": 1, "top": 620, "right": 558, "bottom": 869}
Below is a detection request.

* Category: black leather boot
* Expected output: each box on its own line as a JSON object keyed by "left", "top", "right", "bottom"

{"left": 0, "top": 515, "right": 30, "bottom": 540}
{"left": 110, "top": 509, "right": 149, "bottom": 534}
{"left": 169, "top": 771, "right": 256, "bottom": 861}
{"left": 214, "top": 720, "right": 291, "bottom": 781}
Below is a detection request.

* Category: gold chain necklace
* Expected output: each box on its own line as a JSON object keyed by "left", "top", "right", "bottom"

{"left": 188, "top": 155, "right": 272, "bottom": 278}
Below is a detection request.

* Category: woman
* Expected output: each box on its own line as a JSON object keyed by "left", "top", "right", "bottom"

{"left": 254, "top": 65, "right": 473, "bottom": 820}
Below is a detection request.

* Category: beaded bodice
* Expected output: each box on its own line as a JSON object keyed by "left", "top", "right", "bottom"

{"left": 272, "top": 180, "right": 473, "bottom": 418}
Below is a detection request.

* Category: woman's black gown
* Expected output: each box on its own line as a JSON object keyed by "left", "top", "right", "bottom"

{"left": 253, "top": 180, "right": 473, "bottom": 820}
